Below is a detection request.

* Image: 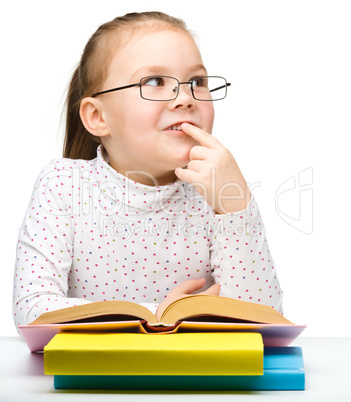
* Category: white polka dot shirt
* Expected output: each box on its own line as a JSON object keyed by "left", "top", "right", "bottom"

{"left": 13, "top": 145, "right": 283, "bottom": 328}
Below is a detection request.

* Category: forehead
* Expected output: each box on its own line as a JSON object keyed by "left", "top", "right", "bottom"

{"left": 107, "top": 29, "right": 205, "bottom": 82}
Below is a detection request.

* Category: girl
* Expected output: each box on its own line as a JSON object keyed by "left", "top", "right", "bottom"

{"left": 13, "top": 11, "right": 283, "bottom": 329}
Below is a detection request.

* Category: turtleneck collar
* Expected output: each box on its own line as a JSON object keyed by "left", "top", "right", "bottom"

{"left": 94, "top": 145, "right": 186, "bottom": 218}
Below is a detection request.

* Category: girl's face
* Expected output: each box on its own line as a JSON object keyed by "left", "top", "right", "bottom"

{"left": 98, "top": 29, "right": 214, "bottom": 185}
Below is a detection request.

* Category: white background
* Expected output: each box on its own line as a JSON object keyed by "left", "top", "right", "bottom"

{"left": 1, "top": 0, "right": 350, "bottom": 337}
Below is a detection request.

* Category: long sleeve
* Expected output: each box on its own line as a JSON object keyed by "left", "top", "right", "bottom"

{"left": 210, "top": 196, "right": 283, "bottom": 314}
{"left": 13, "top": 162, "right": 91, "bottom": 329}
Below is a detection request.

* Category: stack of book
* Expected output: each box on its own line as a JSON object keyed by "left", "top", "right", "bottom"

{"left": 18, "top": 295, "right": 306, "bottom": 390}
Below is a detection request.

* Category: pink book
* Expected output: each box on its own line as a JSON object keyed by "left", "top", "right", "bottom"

{"left": 18, "top": 320, "right": 306, "bottom": 352}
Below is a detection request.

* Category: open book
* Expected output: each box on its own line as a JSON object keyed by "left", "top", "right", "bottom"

{"left": 29, "top": 294, "right": 292, "bottom": 326}
{"left": 19, "top": 295, "right": 306, "bottom": 351}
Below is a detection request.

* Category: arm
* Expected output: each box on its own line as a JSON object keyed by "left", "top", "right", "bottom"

{"left": 210, "top": 196, "right": 283, "bottom": 313}
{"left": 13, "top": 162, "right": 91, "bottom": 329}
{"left": 175, "top": 123, "right": 283, "bottom": 313}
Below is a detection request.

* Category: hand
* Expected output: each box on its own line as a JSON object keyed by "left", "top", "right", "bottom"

{"left": 155, "top": 278, "right": 220, "bottom": 321}
{"left": 175, "top": 123, "right": 251, "bottom": 214}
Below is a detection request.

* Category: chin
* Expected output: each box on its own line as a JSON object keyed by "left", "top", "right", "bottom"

{"left": 169, "top": 150, "right": 191, "bottom": 168}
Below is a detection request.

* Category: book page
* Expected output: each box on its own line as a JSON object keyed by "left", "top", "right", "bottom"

{"left": 161, "top": 295, "right": 294, "bottom": 325}
{"left": 29, "top": 300, "right": 157, "bottom": 325}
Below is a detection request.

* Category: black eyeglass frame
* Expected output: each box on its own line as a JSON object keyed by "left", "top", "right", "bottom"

{"left": 91, "top": 75, "right": 231, "bottom": 101}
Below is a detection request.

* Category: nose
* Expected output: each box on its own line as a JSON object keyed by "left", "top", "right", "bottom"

{"left": 169, "top": 82, "right": 195, "bottom": 110}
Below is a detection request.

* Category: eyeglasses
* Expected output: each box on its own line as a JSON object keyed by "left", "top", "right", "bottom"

{"left": 92, "top": 76, "right": 231, "bottom": 101}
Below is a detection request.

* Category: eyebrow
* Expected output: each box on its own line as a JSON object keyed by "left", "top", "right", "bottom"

{"left": 129, "top": 64, "right": 208, "bottom": 81}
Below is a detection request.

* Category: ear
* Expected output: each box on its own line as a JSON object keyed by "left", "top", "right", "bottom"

{"left": 79, "top": 97, "right": 110, "bottom": 137}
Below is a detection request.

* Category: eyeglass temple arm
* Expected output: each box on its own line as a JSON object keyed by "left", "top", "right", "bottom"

{"left": 209, "top": 82, "right": 231, "bottom": 93}
{"left": 92, "top": 83, "right": 141, "bottom": 98}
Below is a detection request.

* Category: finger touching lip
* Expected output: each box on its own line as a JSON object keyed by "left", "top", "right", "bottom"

{"left": 164, "top": 121, "right": 199, "bottom": 131}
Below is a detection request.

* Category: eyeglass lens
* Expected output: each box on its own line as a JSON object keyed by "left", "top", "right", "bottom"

{"left": 140, "top": 76, "right": 227, "bottom": 101}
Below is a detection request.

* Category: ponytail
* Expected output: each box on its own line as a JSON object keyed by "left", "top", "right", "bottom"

{"left": 63, "top": 67, "right": 100, "bottom": 160}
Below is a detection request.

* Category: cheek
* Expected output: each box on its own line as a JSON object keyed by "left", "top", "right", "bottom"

{"left": 202, "top": 103, "right": 215, "bottom": 133}
{"left": 144, "top": 103, "right": 164, "bottom": 123}
{"left": 129, "top": 100, "right": 163, "bottom": 131}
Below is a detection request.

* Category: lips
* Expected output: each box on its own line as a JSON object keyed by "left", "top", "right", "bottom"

{"left": 164, "top": 121, "right": 198, "bottom": 131}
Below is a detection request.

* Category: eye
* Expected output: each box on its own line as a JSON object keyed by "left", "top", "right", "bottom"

{"left": 191, "top": 77, "right": 208, "bottom": 88}
{"left": 142, "top": 76, "right": 165, "bottom": 87}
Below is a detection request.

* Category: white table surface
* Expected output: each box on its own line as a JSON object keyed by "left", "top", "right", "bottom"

{"left": 0, "top": 336, "right": 350, "bottom": 401}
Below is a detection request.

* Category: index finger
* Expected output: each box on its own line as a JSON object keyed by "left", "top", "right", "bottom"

{"left": 181, "top": 123, "right": 219, "bottom": 149}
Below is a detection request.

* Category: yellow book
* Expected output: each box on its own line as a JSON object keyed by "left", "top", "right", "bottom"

{"left": 44, "top": 332, "right": 263, "bottom": 376}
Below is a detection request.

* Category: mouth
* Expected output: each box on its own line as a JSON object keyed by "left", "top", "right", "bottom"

{"left": 167, "top": 124, "right": 183, "bottom": 132}
{"left": 164, "top": 121, "right": 198, "bottom": 132}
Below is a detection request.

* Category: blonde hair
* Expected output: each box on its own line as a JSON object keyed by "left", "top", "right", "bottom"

{"left": 63, "top": 12, "right": 191, "bottom": 160}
